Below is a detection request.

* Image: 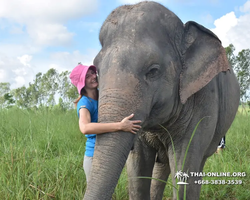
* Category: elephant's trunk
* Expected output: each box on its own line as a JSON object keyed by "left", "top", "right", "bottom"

{"left": 83, "top": 131, "right": 135, "bottom": 200}
{"left": 83, "top": 88, "right": 141, "bottom": 200}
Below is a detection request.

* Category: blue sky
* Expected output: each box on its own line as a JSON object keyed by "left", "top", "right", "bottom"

{"left": 0, "top": 0, "right": 250, "bottom": 89}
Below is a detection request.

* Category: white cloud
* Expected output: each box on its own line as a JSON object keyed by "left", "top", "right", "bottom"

{"left": 0, "top": 44, "right": 41, "bottom": 58}
{"left": 240, "top": 0, "right": 250, "bottom": 12}
{"left": 0, "top": 53, "right": 35, "bottom": 89}
{"left": 27, "top": 23, "right": 74, "bottom": 46}
{"left": 211, "top": 1, "right": 250, "bottom": 52}
{"left": 12, "top": 76, "right": 26, "bottom": 89}
{"left": 49, "top": 49, "right": 99, "bottom": 72}
{"left": 17, "top": 55, "right": 32, "bottom": 67}
{"left": 211, "top": 11, "right": 238, "bottom": 45}
{"left": 9, "top": 26, "right": 24, "bottom": 34}
{"left": 0, "top": 0, "right": 98, "bottom": 23}
{"left": 0, "top": 48, "right": 99, "bottom": 89}
{"left": 12, "top": 68, "right": 28, "bottom": 76}
{"left": 0, "top": 69, "right": 6, "bottom": 81}
{"left": 0, "top": 0, "right": 98, "bottom": 47}
{"left": 0, "top": 0, "right": 100, "bottom": 90}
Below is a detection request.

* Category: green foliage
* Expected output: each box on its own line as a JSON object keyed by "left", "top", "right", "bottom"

{"left": 12, "top": 86, "right": 31, "bottom": 108}
{"left": 0, "top": 107, "right": 85, "bottom": 199}
{"left": 0, "top": 108, "right": 249, "bottom": 199}
{"left": 0, "top": 82, "right": 10, "bottom": 96}
{"left": 225, "top": 44, "right": 250, "bottom": 101}
{"left": 201, "top": 112, "right": 250, "bottom": 200}
{"left": 3, "top": 93, "right": 15, "bottom": 107}
{"left": 225, "top": 44, "right": 236, "bottom": 67}
{"left": 0, "top": 68, "right": 78, "bottom": 109}
{"left": 58, "top": 70, "right": 78, "bottom": 109}
{"left": 117, "top": 112, "right": 250, "bottom": 200}
{"left": 235, "top": 49, "right": 250, "bottom": 100}
{"left": 0, "top": 82, "right": 11, "bottom": 108}
{"left": 27, "top": 69, "right": 59, "bottom": 107}
{"left": 140, "top": 118, "right": 206, "bottom": 200}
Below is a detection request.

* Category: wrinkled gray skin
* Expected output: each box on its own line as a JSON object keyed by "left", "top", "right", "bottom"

{"left": 83, "top": 1, "right": 240, "bottom": 200}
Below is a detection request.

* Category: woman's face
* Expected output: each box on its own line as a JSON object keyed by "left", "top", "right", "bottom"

{"left": 85, "top": 68, "right": 98, "bottom": 89}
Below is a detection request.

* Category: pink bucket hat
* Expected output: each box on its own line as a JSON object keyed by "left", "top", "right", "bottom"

{"left": 69, "top": 64, "right": 97, "bottom": 94}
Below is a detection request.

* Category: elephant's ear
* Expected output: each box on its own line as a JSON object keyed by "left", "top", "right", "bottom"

{"left": 179, "top": 21, "right": 230, "bottom": 104}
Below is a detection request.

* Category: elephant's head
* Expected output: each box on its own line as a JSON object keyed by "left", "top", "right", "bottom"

{"left": 83, "top": 2, "right": 230, "bottom": 199}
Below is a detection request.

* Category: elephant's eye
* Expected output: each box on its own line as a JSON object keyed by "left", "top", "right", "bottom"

{"left": 145, "top": 65, "right": 161, "bottom": 81}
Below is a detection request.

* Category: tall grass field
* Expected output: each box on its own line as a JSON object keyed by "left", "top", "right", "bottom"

{"left": 0, "top": 107, "right": 249, "bottom": 199}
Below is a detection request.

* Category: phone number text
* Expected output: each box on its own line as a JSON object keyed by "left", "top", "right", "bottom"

{"left": 194, "top": 180, "right": 242, "bottom": 185}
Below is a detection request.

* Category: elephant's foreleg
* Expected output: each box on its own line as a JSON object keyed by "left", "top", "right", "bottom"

{"left": 150, "top": 158, "right": 170, "bottom": 200}
{"left": 127, "top": 137, "right": 157, "bottom": 200}
{"left": 169, "top": 153, "right": 203, "bottom": 200}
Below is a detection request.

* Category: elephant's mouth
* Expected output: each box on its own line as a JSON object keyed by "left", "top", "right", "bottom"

{"left": 144, "top": 102, "right": 164, "bottom": 127}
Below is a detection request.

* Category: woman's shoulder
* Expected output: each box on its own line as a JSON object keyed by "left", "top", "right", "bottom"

{"left": 78, "top": 95, "right": 97, "bottom": 107}
{"left": 78, "top": 96, "right": 90, "bottom": 106}
{"left": 80, "top": 95, "right": 89, "bottom": 101}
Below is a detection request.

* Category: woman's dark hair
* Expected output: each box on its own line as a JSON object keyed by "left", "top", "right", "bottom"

{"left": 73, "top": 88, "right": 87, "bottom": 107}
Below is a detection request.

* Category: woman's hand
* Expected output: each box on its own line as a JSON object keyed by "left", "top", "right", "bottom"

{"left": 120, "top": 114, "right": 142, "bottom": 134}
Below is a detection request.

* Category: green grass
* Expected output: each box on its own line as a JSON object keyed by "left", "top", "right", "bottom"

{"left": 0, "top": 107, "right": 249, "bottom": 199}
{"left": 200, "top": 112, "right": 250, "bottom": 200}
{"left": 0, "top": 107, "right": 86, "bottom": 199}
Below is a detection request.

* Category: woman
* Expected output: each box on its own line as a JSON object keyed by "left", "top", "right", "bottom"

{"left": 70, "top": 63, "right": 141, "bottom": 182}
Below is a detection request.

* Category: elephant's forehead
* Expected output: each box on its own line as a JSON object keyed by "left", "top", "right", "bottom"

{"left": 101, "top": 12, "right": 148, "bottom": 43}
{"left": 103, "top": 2, "right": 175, "bottom": 28}
{"left": 100, "top": 3, "right": 182, "bottom": 47}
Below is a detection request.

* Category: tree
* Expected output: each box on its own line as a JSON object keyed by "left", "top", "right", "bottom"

{"left": 39, "top": 68, "right": 59, "bottom": 106}
{"left": 58, "top": 70, "right": 78, "bottom": 109}
{"left": 225, "top": 44, "right": 250, "bottom": 101}
{"left": 247, "top": 101, "right": 250, "bottom": 108}
{"left": 28, "top": 72, "right": 43, "bottom": 106}
{"left": 3, "top": 93, "right": 15, "bottom": 107}
{"left": 25, "top": 69, "right": 59, "bottom": 108}
{"left": 0, "top": 82, "right": 11, "bottom": 108}
{"left": 12, "top": 86, "right": 31, "bottom": 108}
{"left": 235, "top": 49, "right": 250, "bottom": 101}
{"left": 2, "top": 68, "right": 78, "bottom": 109}
{"left": 225, "top": 44, "right": 236, "bottom": 68}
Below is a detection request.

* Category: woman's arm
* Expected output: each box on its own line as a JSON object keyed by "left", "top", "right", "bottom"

{"left": 79, "top": 108, "right": 141, "bottom": 135}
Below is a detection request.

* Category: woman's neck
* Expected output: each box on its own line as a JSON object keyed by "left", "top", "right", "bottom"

{"left": 85, "top": 89, "right": 98, "bottom": 100}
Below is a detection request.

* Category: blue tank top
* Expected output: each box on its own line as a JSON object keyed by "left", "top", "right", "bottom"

{"left": 77, "top": 96, "right": 98, "bottom": 157}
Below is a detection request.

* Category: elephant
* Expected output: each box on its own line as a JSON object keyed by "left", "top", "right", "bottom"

{"left": 83, "top": 1, "right": 240, "bottom": 200}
